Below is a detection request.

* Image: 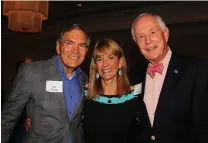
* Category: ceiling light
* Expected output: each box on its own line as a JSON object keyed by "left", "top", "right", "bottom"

{"left": 3, "top": 1, "right": 48, "bottom": 33}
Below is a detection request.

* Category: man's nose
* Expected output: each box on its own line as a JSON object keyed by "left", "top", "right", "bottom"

{"left": 145, "top": 35, "right": 151, "bottom": 44}
{"left": 71, "top": 44, "right": 79, "bottom": 53}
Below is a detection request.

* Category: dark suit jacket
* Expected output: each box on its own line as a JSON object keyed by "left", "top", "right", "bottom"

{"left": 128, "top": 52, "right": 208, "bottom": 143}
{"left": 2, "top": 56, "right": 88, "bottom": 143}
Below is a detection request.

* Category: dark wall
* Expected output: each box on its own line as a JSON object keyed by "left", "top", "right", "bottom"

{"left": 2, "top": 1, "right": 208, "bottom": 96}
{"left": 2, "top": 33, "right": 56, "bottom": 91}
{"left": 2, "top": 22, "right": 208, "bottom": 94}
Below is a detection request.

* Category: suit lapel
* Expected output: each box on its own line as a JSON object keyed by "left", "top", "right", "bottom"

{"left": 141, "top": 65, "right": 153, "bottom": 128}
{"left": 70, "top": 71, "right": 86, "bottom": 121}
{"left": 46, "top": 56, "right": 62, "bottom": 81}
{"left": 153, "top": 53, "right": 181, "bottom": 126}
{"left": 45, "top": 56, "right": 69, "bottom": 121}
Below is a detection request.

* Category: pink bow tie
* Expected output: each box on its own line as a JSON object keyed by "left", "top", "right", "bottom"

{"left": 147, "top": 63, "right": 164, "bottom": 78}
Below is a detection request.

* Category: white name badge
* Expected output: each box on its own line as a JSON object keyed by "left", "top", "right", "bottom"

{"left": 46, "top": 80, "right": 63, "bottom": 93}
{"left": 134, "top": 82, "right": 142, "bottom": 95}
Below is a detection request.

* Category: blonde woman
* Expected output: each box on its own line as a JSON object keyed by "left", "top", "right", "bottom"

{"left": 83, "top": 38, "right": 143, "bottom": 143}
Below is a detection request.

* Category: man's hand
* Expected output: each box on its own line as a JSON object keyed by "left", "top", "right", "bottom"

{"left": 24, "top": 117, "right": 31, "bottom": 132}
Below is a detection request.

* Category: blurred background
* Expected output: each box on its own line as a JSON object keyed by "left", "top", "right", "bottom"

{"left": 2, "top": 1, "right": 208, "bottom": 101}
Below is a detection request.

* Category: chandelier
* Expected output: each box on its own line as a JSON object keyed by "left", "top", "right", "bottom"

{"left": 3, "top": 1, "right": 48, "bottom": 33}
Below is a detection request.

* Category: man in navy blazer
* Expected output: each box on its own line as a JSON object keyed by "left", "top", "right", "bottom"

{"left": 129, "top": 13, "right": 208, "bottom": 143}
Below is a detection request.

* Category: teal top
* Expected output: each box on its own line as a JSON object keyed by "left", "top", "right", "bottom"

{"left": 84, "top": 90, "right": 137, "bottom": 104}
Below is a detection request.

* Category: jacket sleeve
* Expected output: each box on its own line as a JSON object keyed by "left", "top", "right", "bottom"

{"left": 1, "top": 63, "right": 32, "bottom": 143}
{"left": 193, "top": 61, "right": 208, "bottom": 143}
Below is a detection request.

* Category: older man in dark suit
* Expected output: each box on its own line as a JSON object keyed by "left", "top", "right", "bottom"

{"left": 129, "top": 13, "right": 208, "bottom": 143}
{"left": 2, "top": 24, "right": 90, "bottom": 143}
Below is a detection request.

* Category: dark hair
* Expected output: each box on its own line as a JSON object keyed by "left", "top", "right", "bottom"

{"left": 57, "top": 24, "right": 91, "bottom": 47}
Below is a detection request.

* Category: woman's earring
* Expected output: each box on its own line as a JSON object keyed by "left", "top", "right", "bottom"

{"left": 118, "top": 69, "right": 122, "bottom": 76}
{"left": 96, "top": 73, "right": 100, "bottom": 79}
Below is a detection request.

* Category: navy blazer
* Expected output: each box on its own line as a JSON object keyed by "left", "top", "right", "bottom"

{"left": 128, "top": 52, "right": 208, "bottom": 143}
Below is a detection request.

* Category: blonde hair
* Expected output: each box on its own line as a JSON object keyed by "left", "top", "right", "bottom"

{"left": 87, "top": 38, "right": 131, "bottom": 99}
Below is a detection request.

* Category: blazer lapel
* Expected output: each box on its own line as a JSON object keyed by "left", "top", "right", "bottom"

{"left": 46, "top": 56, "right": 68, "bottom": 121}
{"left": 153, "top": 53, "right": 181, "bottom": 126}
{"left": 70, "top": 71, "right": 86, "bottom": 121}
{"left": 141, "top": 65, "right": 153, "bottom": 128}
{"left": 46, "top": 56, "right": 62, "bottom": 81}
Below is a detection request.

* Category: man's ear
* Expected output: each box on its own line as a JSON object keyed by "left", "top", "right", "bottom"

{"left": 56, "top": 41, "right": 60, "bottom": 54}
{"left": 164, "top": 28, "right": 169, "bottom": 42}
{"left": 86, "top": 47, "right": 89, "bottom": 53}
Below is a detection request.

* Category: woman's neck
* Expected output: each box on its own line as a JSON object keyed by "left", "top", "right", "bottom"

{"left": 101, "top": 78, "right": 117, "bottom": 95}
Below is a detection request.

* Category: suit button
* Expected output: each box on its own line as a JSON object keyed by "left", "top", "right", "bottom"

{"left": 151, "top": 135, "right": 155, "bottom": 140}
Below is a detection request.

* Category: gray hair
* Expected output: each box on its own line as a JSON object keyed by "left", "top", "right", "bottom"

{"left": 57, "top": 24, "right": 91, "bottom": 47}
{"left": 131, "top": 13, "right": 167, "bottom": 42}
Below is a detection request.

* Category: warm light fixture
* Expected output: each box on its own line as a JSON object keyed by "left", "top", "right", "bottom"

{"left": 25, "top": 56, "right": 32, "bottom": 62}
{"left": 77, "top": 3, "right": 82, "bottom": 7}
{"left": 3, "top": 1, "right": 48, "bottom": 33}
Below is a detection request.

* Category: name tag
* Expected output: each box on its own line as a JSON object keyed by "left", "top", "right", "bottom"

{"left": 134, "top": 82, "right": 142, "bottom": 95}
{"left": 46, "top": 80, "right": 63, "bottom": 92}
